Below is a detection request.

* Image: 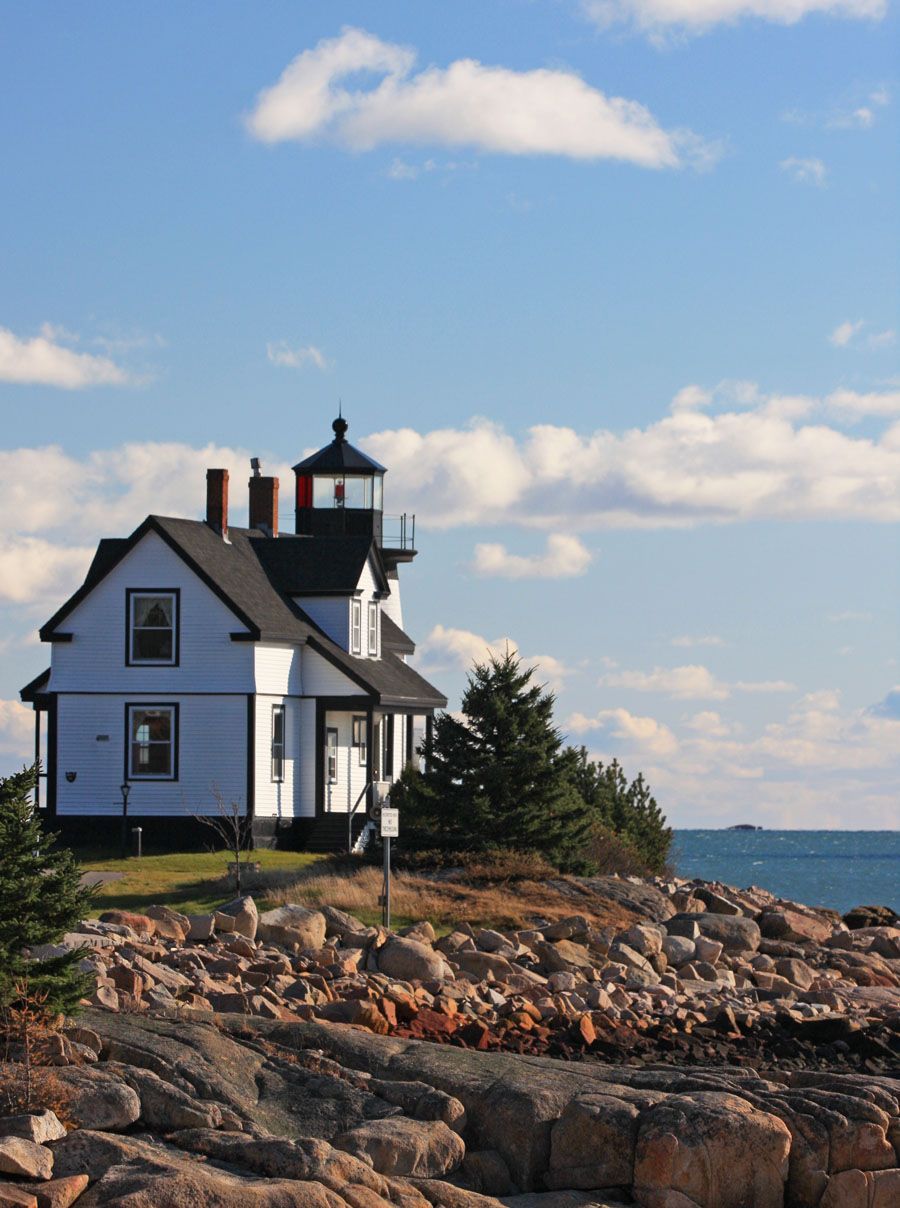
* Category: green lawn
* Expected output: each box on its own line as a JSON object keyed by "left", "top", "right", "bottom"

{"left": 77, "top": 848, "right": 324, "bottom": 917}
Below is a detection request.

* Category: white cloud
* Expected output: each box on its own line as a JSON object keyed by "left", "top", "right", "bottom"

{"left": 826, "top": 388, "right": 900, "bottom": 418}
{"left": 830, "top": 319, "right": 865, "bottom": 347}
{"left": 601, "top": 663, "right": 730, "bottom": 699}
{"left": 582, "top": 0, "right": 885, "bottom": 39}
{"left": 418, "top": 624, "right": 570, "bottom": 692}
{"left": 472, "top": 534, "right": 592, "bottom": 579}
{"left": 599, "top": 663, "right": 795, "bottom": 699}
{"left": 684, "top": 710, "right": 734, "bottom": 736}
{"left": 362, "top": 383, "right": 900, "bottom": 531}
{"left": 568, "top": 707, "right": 679, "bottom": 756}
{"left": 0, "top": 700, "right": 33, "bottom": 758}
{"left": 829, "top": 320, "right": 896, "bottom": 351}
{"left": 572, "top": 688, "right": 900, "bottom": 828}
{"left": 0, "top": 537, "right": 94, "bottom": 606}
{"left": 827, "top": 87, "right": 891, "bottom": 129}
{"left": 671, "top": 634, "right": 726, "bottom": 647}
{"left": 780, "top": 156, "right": 827, "bottom": 186}
{"left": 827, "top": 610, "right": 873, "bottom": 622}
{"left": 246, "top": 27, "right": 713, "bottom": 170}
{"left": 0, "top": 324, "right": 130, "bottom": 389}
{"left": 266, "top": 341, "right": 330, "bottom": 371}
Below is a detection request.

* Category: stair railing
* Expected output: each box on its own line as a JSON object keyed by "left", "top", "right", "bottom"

{"left": 348, "top": 781, "right": 374, "bottom": 854}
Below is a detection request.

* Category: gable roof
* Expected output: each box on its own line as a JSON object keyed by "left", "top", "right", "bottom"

{"left": 20, "top": 666, "right": 50, "bottom": 704}
{"left": 37, "top": 515, "right": 446, "bottom": 710}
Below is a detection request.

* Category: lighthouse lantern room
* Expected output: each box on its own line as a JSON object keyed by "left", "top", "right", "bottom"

{"left": 293, "top": 416, "right": 387, "bottom": 543}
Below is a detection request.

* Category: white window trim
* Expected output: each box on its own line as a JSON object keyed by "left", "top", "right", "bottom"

{"left": 326, "top": 727, "right": 339, "bottom": 784}
{"left": 127, "top": 703, "right": 177, "bottom": 780}
{"left": 351, "top": 598, "right": 362, "bottom": 654}
{"left": 128, "top": 590, "right": 178, "bottom": 666}
{"left": 271, "top": 704, "right": 285, "bottom": 783}
{"left": 368, "top": 601, "right": 378, "bottom": 656}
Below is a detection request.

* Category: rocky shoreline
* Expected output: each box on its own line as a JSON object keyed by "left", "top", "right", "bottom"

{"left": 1, "top": 873, "right": 898, "bottom": 1206}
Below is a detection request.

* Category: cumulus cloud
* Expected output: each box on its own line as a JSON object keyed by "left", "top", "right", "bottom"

{"left": 582, "top": 0, "right": 885, "bottom": 39}
{"left": 266, "top": 341, "right": 330, "bottom": 371}
{"left": 471, "top": 534, "right": 592, "bottom": 579}
{"left": 0, "top": 537, "right": 94, "bottom": 606}
{"left": 780, "top": 156, "right": 827, "bottom": 186}
{"left": 599, "top": 663, "right": 795, "bottom": 699}
{"left": 572, "top": 688, "right": 900, "bottom": 827}
{"left": 361, "top": 385, "right": 900, "bottom": 531}
{"left": 246, "top": 27, "right": 713, "bottom": 169}
{"left": 0, "top": 324, "right": 130, "bottom": 389}
{"left": 568, "top": 706, "right": 679, "bottom": 756}
{"left": 671, "top": 634, "right": 726, "bottom": 647}
{"left": 826, "top": 388, "right": 900, "bottom": 418}
{"left": 417, "top": 624, "right": 570, "bottom": 692}
{"left": 0, "top": 700, "right": 33, "bottom": 758}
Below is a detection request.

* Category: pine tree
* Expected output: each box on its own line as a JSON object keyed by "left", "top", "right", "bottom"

{"left": 0, "top": 764, "right": 95, "bottom": 1016}
{"left": 393, "top": 652, "right": 595, "bottom": 872}
{"left": 567, "top": 747, "right": 672, "bottom": 873}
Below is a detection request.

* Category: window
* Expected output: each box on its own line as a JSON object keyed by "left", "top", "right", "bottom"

{"left": 352, "top": 715, "right": 367, "bottom": 766}
{"left": 271, "top": 705, "right": 285, "bottom": 782}
{"left": 127, "top": 704, "right": 177, "bottom": 779}
{"left": 351, "top": 599, "right": 362, "bottom": 654}
{"left": 368, "top": 602, "right": 378, "bottom": 656}
{"left": 127, "top": 590, "right": 178, "bottom": 665}
{"left": 381, "top": 715, "right": 394, "bottom": 780}
{"left": 326, "top": 727, "right": 338, "bottom": 783}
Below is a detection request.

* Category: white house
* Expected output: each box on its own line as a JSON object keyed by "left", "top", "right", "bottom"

{"left": 20, "top": 416, "right": 446, "bottom": 851}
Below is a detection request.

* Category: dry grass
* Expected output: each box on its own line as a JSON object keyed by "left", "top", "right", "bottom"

{"left": 267, "top": 858, "right": 637, "bottom": 932}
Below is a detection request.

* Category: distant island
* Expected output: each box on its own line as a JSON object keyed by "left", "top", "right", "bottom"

{"left": 728, "top": 823, "right": 764, "bottom": 831}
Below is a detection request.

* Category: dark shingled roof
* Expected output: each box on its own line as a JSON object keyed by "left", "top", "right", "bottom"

{"left": 252, "top": 534, "right": 386, "bottom": 595}
{"left": 381, "top": 614, "right": 416, "bottom": 655}
{"left": 36, "top": 515, "right": 445, "bottom": 710}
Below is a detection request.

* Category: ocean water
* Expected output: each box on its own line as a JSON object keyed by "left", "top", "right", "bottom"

{"left": 672, "top": 830, "right": 899, "bottom": 915}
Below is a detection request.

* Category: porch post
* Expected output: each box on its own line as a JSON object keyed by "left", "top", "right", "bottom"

{"left": 315, "top": 702, "right": 325, "bottom": 818}
{"left": 425, "top": 713, "right": 434, "bottom": 774}
{"left": 365, "top": 704, "right": 375, "bottom": 812}
{"left": 33, "top": 709, "right": 41, "bottom": 810}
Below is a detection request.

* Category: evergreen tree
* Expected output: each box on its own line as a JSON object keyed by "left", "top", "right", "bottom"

{"left": 0, "top": 765, "right": 95, "bottom": 1016}
{"left": 393, "top": 652, "right": 594, "bottom": 872}
{"left": 567, "top": 747, "right": 673, "bottom": 873}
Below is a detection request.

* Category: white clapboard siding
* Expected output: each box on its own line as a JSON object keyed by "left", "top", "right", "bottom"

{"left": 50, "top": 531, "right": 254, "bottom": 694}
{"left": 253, "top": 644, "right": 302, "bottom": 695}
{"left": 382, "top": 571, "right": 404, "bottom": 629}
{"left": 301, "top": 648, "right": 364, "bottom": 696}
{"left": 297, "top": 699, "right": 317, "bottom": 817}
{"left": 323, "top": 709, "right": 369, "bottom": 814}
{"left": 56, "top": 693, "right": 248, "bottom": 816}
{"left": 299, "top": 597, "right": 349, "bottom": 649}
{"left": 253, "top": 695, "right": 299, "bottom": 819}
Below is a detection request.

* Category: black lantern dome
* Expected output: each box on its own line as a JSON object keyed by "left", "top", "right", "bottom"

{"left": 293, "top": 415, "right": 387, "bottom": 543}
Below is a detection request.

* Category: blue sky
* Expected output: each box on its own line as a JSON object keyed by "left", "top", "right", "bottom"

{"left": 1, "top": 1, "right": 898, "bottom": 827}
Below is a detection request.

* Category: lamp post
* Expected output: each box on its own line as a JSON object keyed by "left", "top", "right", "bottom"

{"left": 120, "top": 781, "right": 131, "bottom": 858}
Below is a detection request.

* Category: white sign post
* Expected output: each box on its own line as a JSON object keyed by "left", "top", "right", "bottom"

{"left": 380, "top": 809, "right": 399, "bottom": 928}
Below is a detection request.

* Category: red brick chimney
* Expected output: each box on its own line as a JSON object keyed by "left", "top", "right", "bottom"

{"left": 248, "top": 463, "right": 279, "bottom": 537}
{"left": 206, "top": 468, "right": 229, "bottom": 537}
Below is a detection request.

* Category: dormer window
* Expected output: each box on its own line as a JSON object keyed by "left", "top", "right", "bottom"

{"left": 368, "top": 602, "right": 379, "bottom": 656}
{"left": 351, "top": 598, "right": 362, "bottom": 654}
{"left": 127, "top": 590, "right": 179, "bottom": 665}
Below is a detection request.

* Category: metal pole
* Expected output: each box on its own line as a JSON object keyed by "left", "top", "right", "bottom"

{"left": 132, "top": 827, "right": 142, "bottom": 859}
{"left": 383, "top": 835, "right": 391, "bottom": 930}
